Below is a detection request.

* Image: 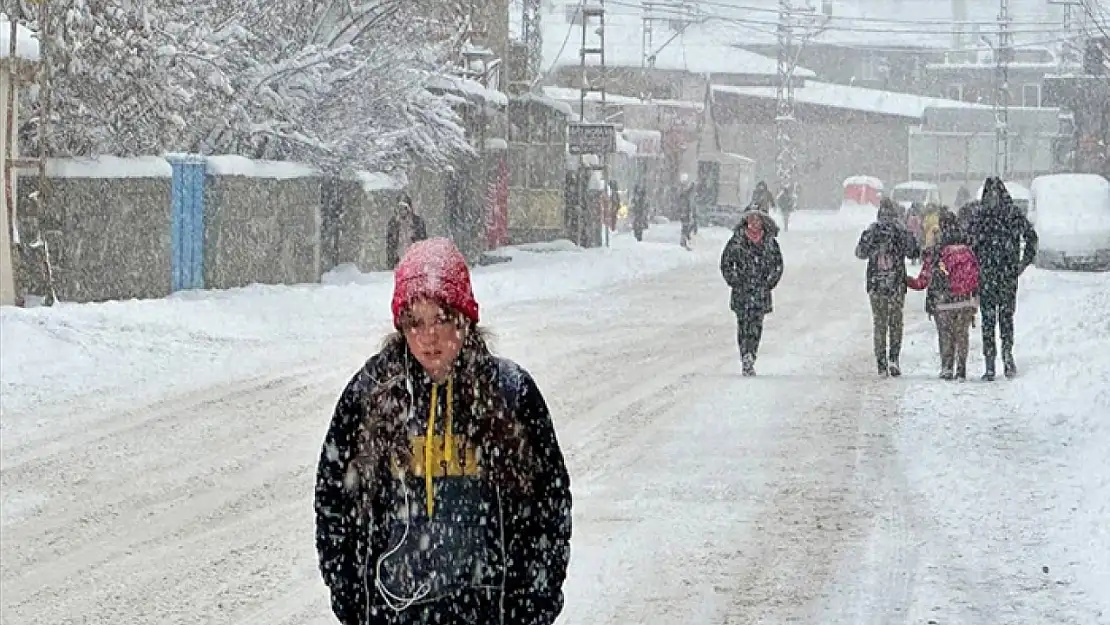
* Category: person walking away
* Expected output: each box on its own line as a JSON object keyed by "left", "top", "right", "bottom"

{"left": 750, "top": 180, "right": 776, "bottom": 213}
{"left": 678, "top": 174, "right": 696, "bottom": 249}
{"left": 967, "top": 176, "right": 1038, "bottom": 380}
{"left": 905, "top": 203, "right": 924, "bottom": 265}
{"left": 314, "top": 238, "right": 573, "bottom": 625}
{"left": 855, "top": 198, "right": 921, "bottom": 377}
{"left": 922, "top": 203, "right": 942, "bottom": 249}
{"left": 631, "top": 182, "right": 649, "bottom": 242}
{"left": 776, "top": 183, "right": 796, "bottom": 232}
{"left": 720, "top": 210, "right": 784, "bottom": 377}
{"left": 386, "top": 193, "right": 428, "bottom": 268}
{"left": 907, "top": 212, "right": 981, "bottom": 380}
{"left": 957, "top": 201, "right": 978, "bottom": 233}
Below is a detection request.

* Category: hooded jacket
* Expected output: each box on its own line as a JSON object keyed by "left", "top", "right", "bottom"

{"left": 966, "top": 177, "right": 1038, "bottom": 290}
{"left": 314, "top": 338, "right": 572, "bottom": 625}
{"left": 855, "top": 201, "right": 921, "bottom": 295}
{"left": 719, "top": 211, "right": 784, "bottom": 315}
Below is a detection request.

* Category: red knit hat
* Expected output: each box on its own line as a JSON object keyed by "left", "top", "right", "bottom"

{"left": 391, "top": 238, "right": 480, "bottom": 328}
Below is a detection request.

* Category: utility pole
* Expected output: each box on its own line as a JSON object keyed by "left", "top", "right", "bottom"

{"left": 994, "top": 0, "right": 1012, "bottom": 177}
{"left": 578, "top": 0, "right": 609, "bottom": 247}
{"left": 1049, "top": 0, "right": 1083, "bottom": 71}
{"left": 775, "top": 0, "right": 796, "bottom": 194}
{"left": 520, "top": 0, "right": 542, "bottom": 92}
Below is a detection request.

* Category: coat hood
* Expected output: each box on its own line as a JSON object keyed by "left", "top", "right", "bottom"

{"left": 733, "top": 210, "right": 781, "bottom": 238}
{"left": 980, "top": 177, "right": 1015, "bottom": 214}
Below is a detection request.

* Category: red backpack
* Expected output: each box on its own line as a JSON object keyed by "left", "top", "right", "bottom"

{"left": 935, "top": 244, "right": 980, "bottom": 297}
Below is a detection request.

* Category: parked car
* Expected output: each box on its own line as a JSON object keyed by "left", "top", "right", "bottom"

{"left": 891, "top": 180, "right": 942, "bottom": 211}
{"left": 1030, "top": 173, "right": 1110, "bottom": 271}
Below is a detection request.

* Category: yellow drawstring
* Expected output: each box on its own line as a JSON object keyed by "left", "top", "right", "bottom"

{"left": 423, "top": 378, "right": 454, "bottom": 517}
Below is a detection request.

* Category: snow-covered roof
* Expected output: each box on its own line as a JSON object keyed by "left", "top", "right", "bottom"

{"left": 645, "top": 0, "right": 1065, "bottom": 50}
{"left": 542, "top": 86, "right": 703, "bottom": 110}
{"left": 894, "top": 180, "right": 939, "bottom": 190}
{"left": 1, "top": 14, "right": 39, "bottom": 61}
{"left": 512, "top": 92, "right": 575, "bottom": 117}
{"left": 844, "top": 175, "right": 884, "bottom": 189}
{"left": 713, "top": 80, "right": 991, "bottom": 120}
{"left": 541, "top": 10, "right": 813, "bottom": 78}
{"left": 355, "top": 171, "right": 405, "bottom": 192}
{"left": 425, "top": 73, "right": 508, "bottom": 108}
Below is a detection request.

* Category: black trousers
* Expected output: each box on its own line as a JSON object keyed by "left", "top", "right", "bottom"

{"left": 980, "top": 287, "right": 1017, "bottom": 361}
{"left": 736, "top": 311, "right": 765, "bottom": 357}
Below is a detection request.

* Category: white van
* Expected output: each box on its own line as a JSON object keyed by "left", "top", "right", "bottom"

{"left": 1029, "top": 173, "right": 1110, "bottom": 272}
{"left": 891, "top": 181, "right": 941, "bottom": 210}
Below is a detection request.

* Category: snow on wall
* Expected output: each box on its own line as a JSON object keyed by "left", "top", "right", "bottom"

{"left": 0, "top": 14, "right": 39, "bottom": 61}
{"left": 206, "top": 155, "right": 319, "bottom": 179}
{"left": 42, "top": 156, "right": 173, "bottom": 179}
{"left": 356, "top": 171, "right": 405, "bottom": 192}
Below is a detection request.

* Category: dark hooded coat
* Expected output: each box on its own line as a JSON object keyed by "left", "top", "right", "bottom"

{"left": 719, "top": 211, "right": 784, "bottom": 315}
{"left": 966, "top": 177, "right": 1038, "bottom": 294}
{"left": 855, "top": 200, "right": 921, "bottom": 295}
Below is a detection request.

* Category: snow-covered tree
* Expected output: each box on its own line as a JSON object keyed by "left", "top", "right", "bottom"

{"left": 18, "top": 0, "right": 479, "bottom": 171}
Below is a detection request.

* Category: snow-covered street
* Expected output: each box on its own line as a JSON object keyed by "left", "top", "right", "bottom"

{"left": 2, "top": 217, "right": 1108, "bottom": 625}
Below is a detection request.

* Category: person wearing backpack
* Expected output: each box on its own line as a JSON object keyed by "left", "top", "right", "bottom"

{"left": 907, "top": 211, "right": 981, "bottom": 380}
{"left": 855, "top": 198, "right": 921, "bottom": 377}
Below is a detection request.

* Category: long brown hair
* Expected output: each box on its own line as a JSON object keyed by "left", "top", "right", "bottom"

{"left": 362, "top": 318, "right": 535, "bottom": 495}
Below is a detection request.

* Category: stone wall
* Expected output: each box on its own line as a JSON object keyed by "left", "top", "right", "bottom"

{"left": 203, "top": 161, "right": 322, "bottom": 290}
{"left": 15, "top": 158, "right": 173, "bottom": 303}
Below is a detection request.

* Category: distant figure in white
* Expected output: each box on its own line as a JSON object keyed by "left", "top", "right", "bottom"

{"left": 386, "top": 193, "right": 428, "bottom": 268}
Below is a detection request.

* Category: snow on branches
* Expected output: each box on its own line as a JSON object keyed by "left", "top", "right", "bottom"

{"left": 16, "top": 0, "right": 477, "bottom": 172}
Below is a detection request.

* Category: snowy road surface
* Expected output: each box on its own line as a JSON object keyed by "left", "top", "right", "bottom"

{"left": 2, "top": 218, "right": 1107, "bottom": 625}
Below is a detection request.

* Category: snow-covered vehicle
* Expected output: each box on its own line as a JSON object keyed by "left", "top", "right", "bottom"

{"left": 839, "top": 175, "right": 883, "bottom": 222}
{"left": 977, "top": 180, "right": 1031, "bottom": 216}
{"left": 1029, "top": 173, "right": 1110, "bottom": 272}
{"left": 697, "top": 152, "right": 756, "bottom": 227}
{"left": 890, "top": 181, "right": 941, "bottom": 210}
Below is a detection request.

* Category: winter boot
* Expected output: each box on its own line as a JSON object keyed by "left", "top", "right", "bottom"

{"left": 982, "top": 360, "right": 996, "bottom": 382}
{"left": 877, "top": 357, "right": 889, "bottom": 377}
{"left": 888, "top": 358, "right": 902, "bottom": 378}
{"left": 742, "top": 354, "right": 756, "bottom": 377}
{"left": 1003, "top": 351, "right": 1018, "bottom": 379}
{"left": 940, "top": 368, "right": 954, "bottom": 381}
{"left": 955, "top": 361, "right": 967, "bottom": 380}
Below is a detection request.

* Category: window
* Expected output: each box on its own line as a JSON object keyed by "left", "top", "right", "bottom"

{"left": 1021, "top": 84, "right": 1038, "bottom": 107}
{"left": 946, "top": 84, "right": 964, "bottom": 101}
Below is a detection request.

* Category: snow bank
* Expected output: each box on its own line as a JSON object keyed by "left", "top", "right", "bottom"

{"left": 43, "top": 156, "right": 172, "bottom": 178}
{"left": 0, "top": 13, "right": 39, "bottom": 61}
{"left": 895, "top": 270, "right": 1110, "bottom": 622}
{"left": 0, "top": 223, "right": 729, "bottom": 425}
{"left": 206, "top": 155, "right": 319, "bottom": 179}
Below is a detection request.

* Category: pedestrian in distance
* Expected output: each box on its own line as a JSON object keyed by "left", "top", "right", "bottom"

{"left": 855, "top": 198, "right": 921, "bottom": 377}
{"left": 720, "top": 209, "right": 784, "bottom": 377}
{"left": 314, "top": 238, "right": 573, "bottom": 625}
{"left": 907, "top": 211, "right": 981, "bottom": 380}
{"left": 966, "top": 176, "right": 1038, "bottom": 380}
{"left": 386, "top": 193, "right": 428, "bottom": 268}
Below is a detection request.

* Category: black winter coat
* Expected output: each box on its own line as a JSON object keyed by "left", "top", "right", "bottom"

{"left": 314, "top": 347, "right": 572, "bottom": 625}
{"left": 720, "top": 226, "right": 784, "bottom": 315}
{"left": 967, "top": 178, "right": 1037, "bottom": 293}
{"left": 855, "top": 219, "right": 920, "bottom": 295}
